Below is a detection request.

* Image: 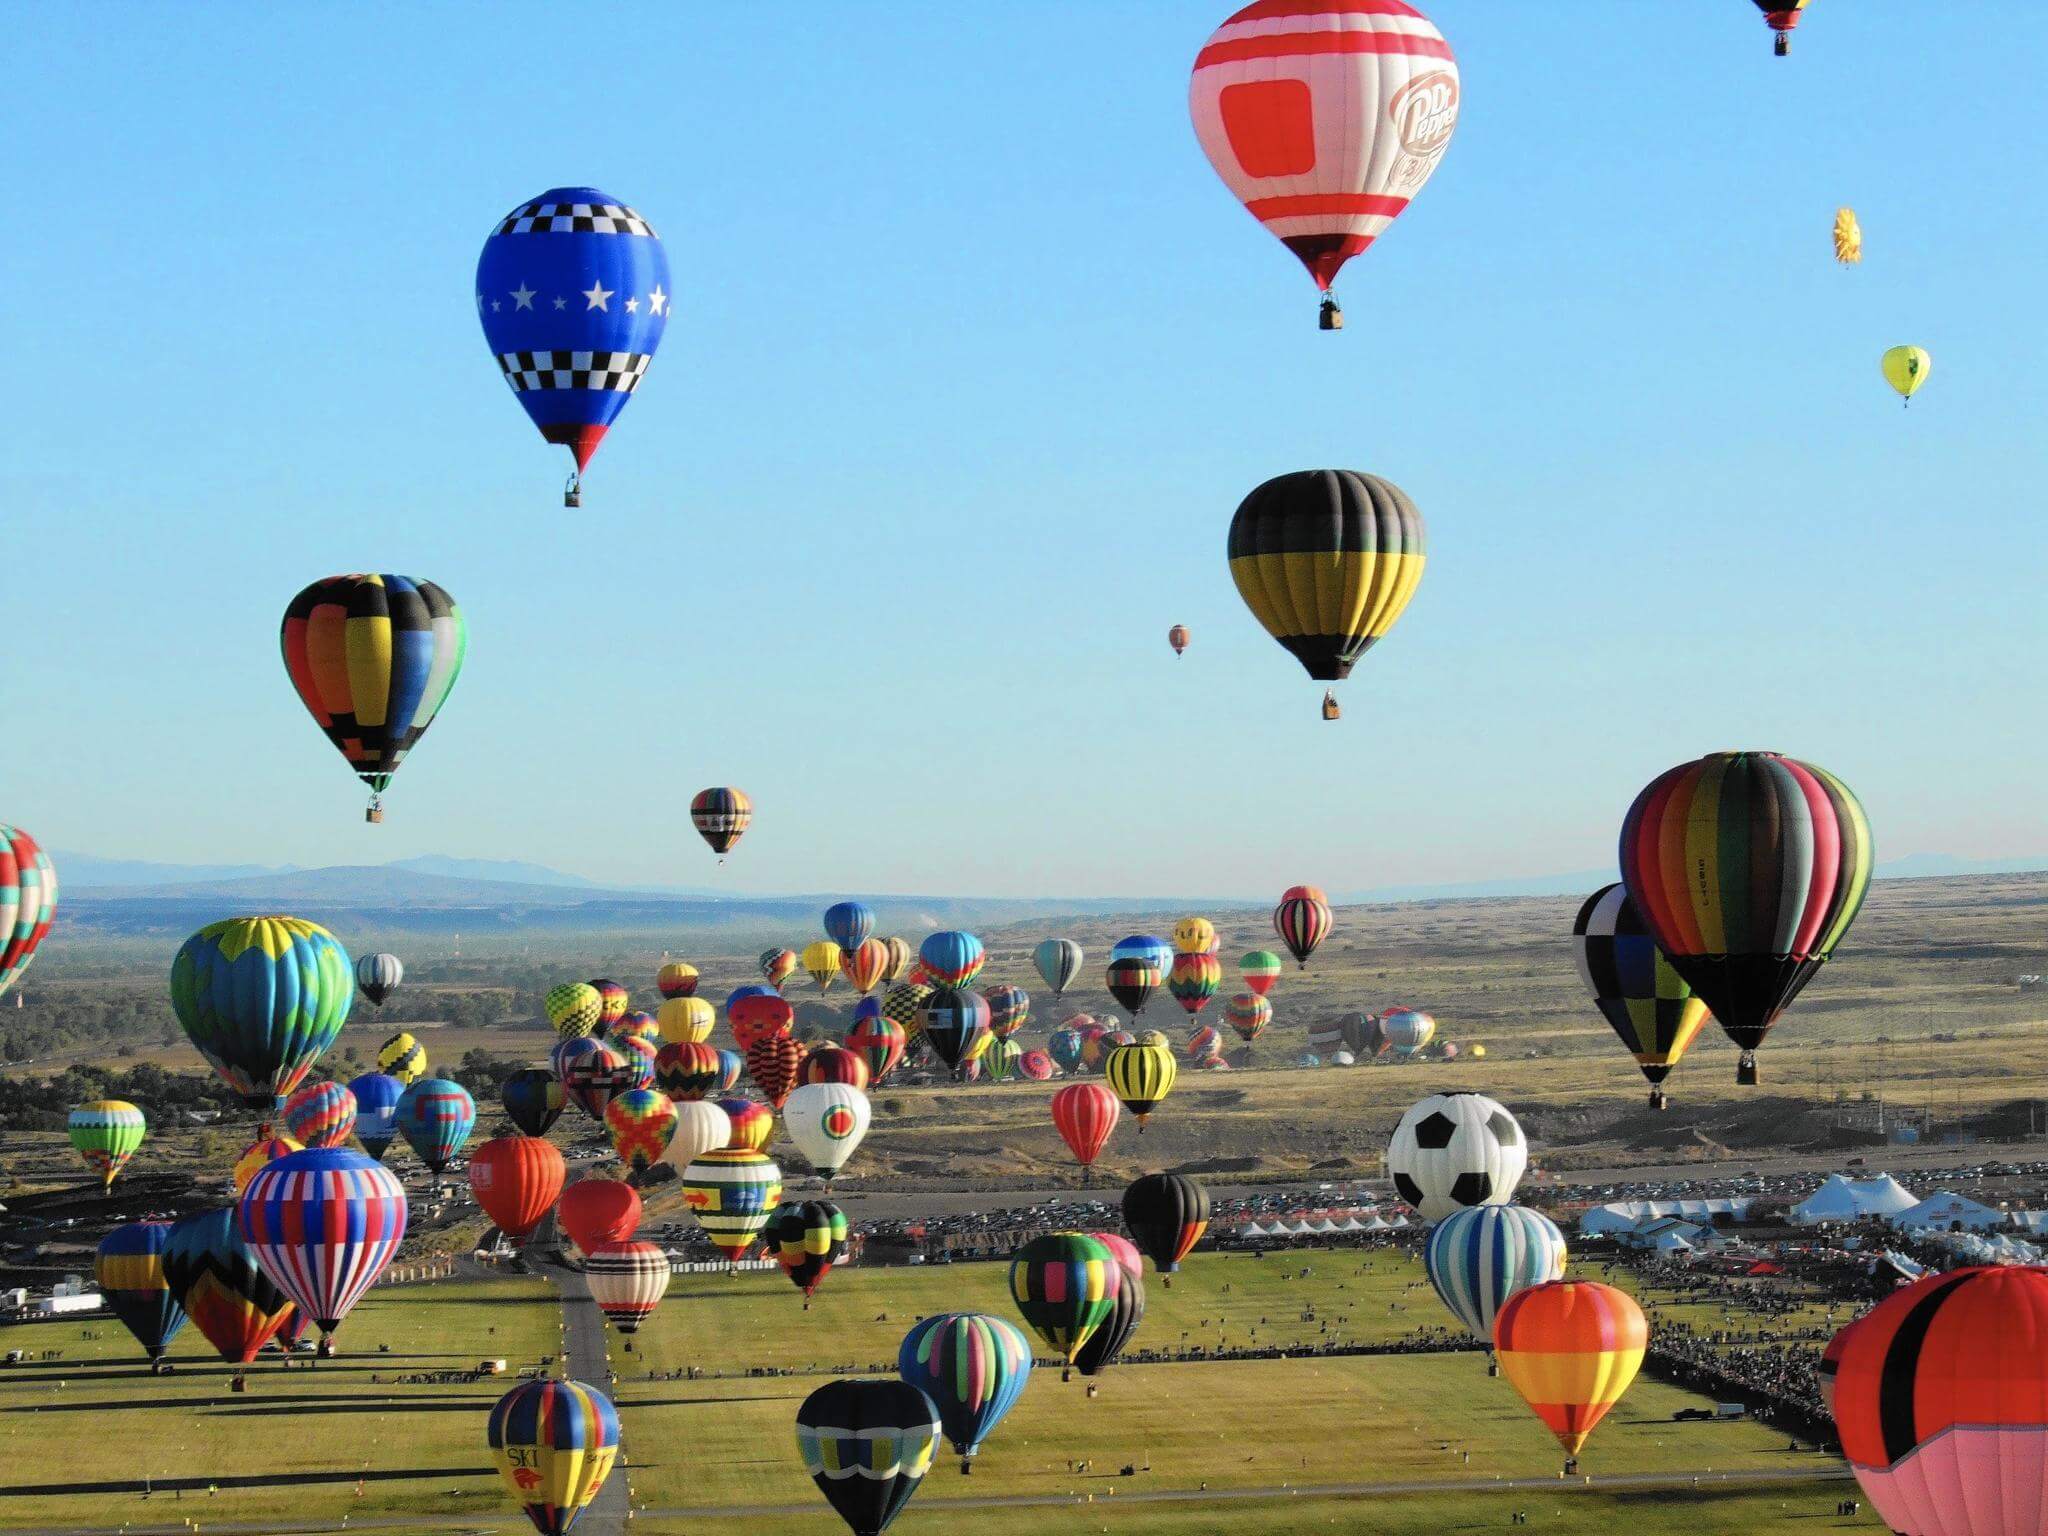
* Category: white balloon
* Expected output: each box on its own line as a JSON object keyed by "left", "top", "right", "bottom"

{"left": 1385, "top": 1091, "right": 1525, "bottom": 1224}
{"left": 659, "top": 1100, "right": 732, "bottom": 1171}
{"left": 781, "top": 1083, "right": 871, "bottom": 1182}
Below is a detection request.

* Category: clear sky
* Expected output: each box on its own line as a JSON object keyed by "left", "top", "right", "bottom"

{"left": 8, "top": 2, "right": 2045, "bottom": 898}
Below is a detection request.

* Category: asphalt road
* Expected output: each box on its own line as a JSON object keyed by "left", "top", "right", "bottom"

{"left": 532, "top": 1251, "right": 631, "bottom": 1536}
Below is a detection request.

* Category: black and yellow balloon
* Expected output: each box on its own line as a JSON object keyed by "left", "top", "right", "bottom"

{"left": 1104, "top": 1041, "right": 1177, "bottom": 1130}
{"left": 1227, "top": 470, "right": 1424, "bottom": 715}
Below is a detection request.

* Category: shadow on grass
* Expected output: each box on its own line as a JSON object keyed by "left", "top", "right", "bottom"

{"left": 3, "top": 1463, "right": 494, "bottom": 1498}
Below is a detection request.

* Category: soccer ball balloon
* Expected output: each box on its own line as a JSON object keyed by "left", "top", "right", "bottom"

{"left": 1386, "top": 1092, "right": 1526, "bottom": 1223}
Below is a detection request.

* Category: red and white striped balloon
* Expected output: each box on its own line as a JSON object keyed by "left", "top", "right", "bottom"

{"left": 1190, "top": 0, "right": 1460, "bottom": 323}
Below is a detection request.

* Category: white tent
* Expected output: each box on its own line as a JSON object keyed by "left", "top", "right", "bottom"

{"left": 1337, "top": 1216, "right": 1366, "bottom": 1232}
{"left": 1580, "top": 1198, "right": 1753, "bottom": 1236}
{"left": 1361, "top": 1213, "right": 1389, "bottom": 1231}
{"left": 1791, "top": 1174, "right": 1918, "bottom": 1225}
{"left": 1238, "top": 1221, "right": 1269, "bottom": 1238}
{"left": 1287, "top": 1220, "right": 1317, "bottom": 1236}
{"left": 1892, "top": 1191, "right": 2004, "bottom": 1233}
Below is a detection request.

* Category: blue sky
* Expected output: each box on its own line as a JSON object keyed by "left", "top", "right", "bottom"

{"left": 7, "top": 2, "right": 2044, "bottom": 898}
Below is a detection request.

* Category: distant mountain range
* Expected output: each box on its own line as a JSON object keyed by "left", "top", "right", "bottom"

{"left": 48, "top": 850, "right": 2046, "bottom": 939}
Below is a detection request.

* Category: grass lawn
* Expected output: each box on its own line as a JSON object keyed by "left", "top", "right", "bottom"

{"left": 0, "top": 1274, "right": 561, "bottom": 1532}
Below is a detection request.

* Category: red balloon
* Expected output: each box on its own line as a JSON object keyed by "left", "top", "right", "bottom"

{"left": 468, "top": 1135, "right": 566, "bottom": 1243}
{"left": 557, "top": 1178, "right": 641, "bottom": 1252}
{"left": 798, "top": 1044, "right": 871, "bottom": 1092}
{"left": 730, "top": 992, "right": 795, "bottom": 1051}
{"left": 746, "top": 1036, "right": 806, "bottom": 1108}
{"left": 1051, "top": 1082, "right": 1121, "bottom": 1168}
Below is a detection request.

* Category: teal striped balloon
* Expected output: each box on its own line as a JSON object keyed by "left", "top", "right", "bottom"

{"left": 1423, "top": 1205, "right": 1567, "bottom": 1342}
{"left": 169, "top": 916, "right": 353, "bottom": 1110}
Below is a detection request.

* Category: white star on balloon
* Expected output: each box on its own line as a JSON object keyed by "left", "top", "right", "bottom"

{"left": 624, "top": 296, "right": 639, "bottom": 314}
{"left": 583, "top": 281, "right": 613, "bottom": 311}
{"left": 649, "top": 285, "right": 668, "bottom": 316}
{"left": 490, "top": 300, "right": 501, "bottom": 312}
{"left": 511, "top": 282, "right": 536, "bottom": 310}
{"left": 553, "top": 296, "right": 568, "bottom": 310}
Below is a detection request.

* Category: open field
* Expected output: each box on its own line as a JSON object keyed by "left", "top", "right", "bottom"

{"left": 0, "top": 1252, "right": 1870, "bottom": 1535}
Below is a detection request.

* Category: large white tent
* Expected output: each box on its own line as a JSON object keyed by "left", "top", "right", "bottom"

{"left": 1791, "top": 1174, "right": 1918, "bottom": 1225}
{"left": 1891, "top": 1191, "right": 2005, "bottom": 1233}
{"left": 1580, "top": 1198, "right": 1753, "bottom": 1236}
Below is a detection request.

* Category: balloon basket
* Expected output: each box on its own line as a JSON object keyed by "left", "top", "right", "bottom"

{"left": 564, "top": 472, "right": 584, "bottom": 508}
{"left": 1649, "top": 1089, "right": 1668, "bottom": 1111}
{"left": 1318, "top": 296, "right": 1343, "bottom": 331}
{"left": 365, "top": 805, "right": 384, "bottom": 824}
{"left": 1321, "top": 692, "right": 1341, "bottom": 721}
{"left": 1774, "top": 31, "right": 1789, "bottom": 56}
{"left": 1737, "top": 1054, "right": 1759, "bottom": 1086}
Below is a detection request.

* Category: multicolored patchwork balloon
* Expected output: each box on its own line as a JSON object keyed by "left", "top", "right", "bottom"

{"left": 96, "top": 1221, "right": 187, "bottom": 1364}
{"left": 170, "top": 916, "right": 353, "bottom": 1110}
{"left": 0, "top": 825, "right": 55, "bottom": 1003}
{"left": 282, "top": 1080, "right": 357, "bottom": 1150}
{"left": 487, "top": 1377, "right": 622, "bottom": 1536}
{"left": 394, "top": 1077, "right": 476, "bottom": 1172}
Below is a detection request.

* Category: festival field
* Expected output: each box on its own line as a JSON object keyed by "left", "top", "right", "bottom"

{"left": 0, "top": 1254, "right": 1867, "bottom": 1535}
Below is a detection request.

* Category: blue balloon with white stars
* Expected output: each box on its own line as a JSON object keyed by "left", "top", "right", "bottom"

{"left": 476, "top": 185, "right": 670, "bottom": 482}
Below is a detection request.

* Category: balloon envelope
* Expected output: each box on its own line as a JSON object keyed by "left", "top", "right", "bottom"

{"left": 394, "top": 1078, "right": 477, "bottom": 1172}
{"left": 96, "top": 1221, "right": 187, "bottom": 1362}
{"left": 784, "top": 1083, "right": 871, "bottom": 1181}
{"left": 238, "top": 1147, "right": 408, "bottom": 1333}
{"left": 798, "top": 1377, "right": 940, "bottom": 1536}
{"left": 896, "top": 1312, "right": 1033, "bottom": 1464}
{"left": 0, "top": 824, "right": 55, "bottom": 1002}
{"left": 470, "top": 1135, "right": 566, "bottom": 1243}
{"left": 487, "top": 1377, "right": 622, "bottom": 1536}
{"left": 170, "top": 915, "right": 353, "bottom": 1109}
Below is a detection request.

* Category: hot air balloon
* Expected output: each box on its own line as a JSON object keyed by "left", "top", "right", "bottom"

{"left": 823, "top": 900, "right": 876, "bottom": 955}
{"left": 656, "top": 961, "right": 698, "bottom": 999}
{"left": 919, "top": 931, "right": 986, "bottom": 988}
{"left": 1351, "top": 1012, "right": 1387, "bottom": 1058}
{"left": 655, "top": 1040, "right": 722, "bottom": 1100}
{"left": 470, "top": 1135, "right": 566, "bottom": 1243}
{"left": 1075, "top": 1260, "right": 1145, "bottom": 1377}
{"left": 784, "top": 1083, "right": 871, "bottom": 1184}
{"left": 280, "top": 576, "right": 466, "bottom": 821}
{"left": 1381, "top": 1007, "right": 1435, "bottom": 1056}
{"left": 732, "top": 990, "right": 796, "bottom": 1049}
{"left": 611, "top": 1031, "right": 659, "bottom": 1089}
{"left": 1110, "top": 934, "right": 1173, "bottom": 972}
{"left": 1010, "top": 1232, "right": 1120, "bottom": 1381}
{"left": 711, "top": 1048, "right": 745, "bottom": 1095}
{"left": 1272, "top": 884, "right": 1334, "bottom": 967}
{"left": 558, "top": 1179, "right": 641, "bottom": 1253}
{"left": 842, "top": 938, "right": 889, "bottom": 996}
{"left": 584, "top": 1239, "right": 669, "bottom": 1332}
{"left": 747, "top": 1035, "right": 807, "bottom": 1108}
{"left": 1167, "top": 623, "right": 1190, "bottom": 657}
{"left": 1105, "top": 1042, "right": 1176, "bottom": 1129}
{"left": 1833, "top": 206, "right": 1862, "bottom": 264}
{"left": 1387, "top": 1092, "right": 1526, "bottom": 1223}
{"left": 1752, "top": 0, "right": 1811, "bottom": 55}
{"left": 487, "top": 1377, "right": 621, "bottom": 1536}
{"left": 1185, "top": 1024, "right": 1223, "bottom": 1061}
{"left": 349, "top": 1072, "right": 404, "bottom": 1159}
{"left": 171, "top": 916, "right": 352, "bottom": 1110}
{"left": 1571, "top": 883, "right": 1710, "bottom": 1108}
{"left": 1018, "top": 1049, "right": 1056, "bottom": 1081}
{"left": 846, "top": 1008, "right": 907, "bottom": 1083}
{"left": 657, "top": 994, "right": 714, "bottom": 1044}
{"left": 797, "top": 1377, "right": 941, "bottom": 1534}
{"left": 394, "top": 1078, "right": 476, "bottom": 1173}
{"left": 1033, "top": 938, "right": 1083, "bottom": 997}
{"left": 1619, "top": 751, "right": 1871, "bottom": 1084}
{"left": 980, "top": 1037, "right": 1021, "bottom": 1081}
{"left": 546, "top": 982, "right": 604, "bottom": 1038}
{"left": 692, "top": 787, "right": 752, "bottom": 859}
{"left": 897, "top": 1312, "right": 1034, "bottom": 1471}
{"left": 771, "top": 1201, "right": 850, "bottom": 1305}
{"left": 1192, "top": 0, "right": 1460, "bottom": 328}
{"left": 659, "top": 1098, "right": 733, "bottom": 1172}
{"left": 881, "top": 982, "right": 933, "bottom": 1038}
{"left": 477, "top": 184, "right": 669, "bottom": 505}
{"left": 801, "top": 1044, "right": 872, "bottom": 1091}
{"left": 355, "top": 951, "right": 403, "bottom": 1006}
{"left": 683, "top": 1148, "right": 783, "bottom": 1262}
{"left": 0, "top": 825, "right": 55, "bottom": 1003}
{"left": 1105, "top": 958, "right": 1161, "bottom": 1021}
{"left": 69, "top": 1099, "right": 145, "bottom": 1191}
{"left": 981, "top": 983, "right": 1031, "bottom": 1039}
{"left": 1122, "top": 1172, "right": 1210, "bottom": 1283}
{"left": 1424, "top": 1205, "right": 1568, "bottom": 1349}
{"left": 1047, "top": 1026, "right": 1086, "bottom": 1074}
{"left": 581, "top": 980, "right": 627, "bottom": 1034}
{"left": 96, "top": 1221, "right": 187, "bottom": 1366}
{"left": 1883, "top": 345, "right": 1931, "bottom": 405}
{"left": 1223, "top": 992, "right": 1271, "bottom": 1044}
{"left": 162, "top": 1205, "right": 295, "bottom": 1365}
{"left": 1493, "top": 1281, "right": 1646, "bottom": 1473}
{"left": 1052, "top": 1082, "right": 1120, "bottom": 1170}
{"left": 379, "top": 1031, "right": 427, "bottom": 1084}
{"left": 239, "top": 1147, "right": 407, "bottom": 1341}
{"left": 1239, "top": 950, "right": 1282, "bottom": 996}
{"left": 233, "top": 1129, "right": 302, "bottom": 1195}
{"left": 717, "top": 1095, "right": 774, "bottom": 1152}
{"left": 1168, "top": 918, "right": 1213, "bottom": 957}
{"left": 880, "top": 937, "right": 913, "bottom": 987}
{"left": 919, "top": 989, "right": 993, "bottom": 1070}
{"left": 560, "top": 1041, "right": 634, "bottom": 1122}
{"left": 1168, "top": 952, "right": 1222, "bottom": 1019}
{"left": 280, "top": 1079, "right": 357, "bottom": 1150}
{"left": 605, "top": 1088, "right": 678, "bottom": 1174}
{"left": 503, "top": 1068, "right": 568, "bottom": 1136}
{"left": 803, "top": 940, "right": 844, "bottom": 992}
{"left": 1080, "top": 1022, "right": 1117, "bottom": 1071}
{"left": 1829, "top": 1265, "right": 2048, "bottom": 1534}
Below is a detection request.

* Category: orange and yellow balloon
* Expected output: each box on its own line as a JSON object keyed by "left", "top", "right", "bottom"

{"left": 1492, "top": 1281, "right": 1646, "bottom": 1469}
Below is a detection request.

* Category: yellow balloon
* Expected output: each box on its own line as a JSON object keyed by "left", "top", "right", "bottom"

{"left": 1832, "top": 207, "right": 1862, "bottom": 265}
{"left": 658, "top": 996, "right": 714, "bottom": 1044}
{"left": 1882, "top": 345, "right": 1931, "bottom": 404}
{"left": 801, "top": 940, "right": 843, "bottom": 991}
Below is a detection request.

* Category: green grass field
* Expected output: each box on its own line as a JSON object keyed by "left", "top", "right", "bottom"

{"left": 0, "top": 1251, "right": 1873, "bottom": 1535}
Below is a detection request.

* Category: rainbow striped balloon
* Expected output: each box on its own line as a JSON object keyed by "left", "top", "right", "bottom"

{"left": 282, "top": 1080, "right": 358, "bottom": 1150}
